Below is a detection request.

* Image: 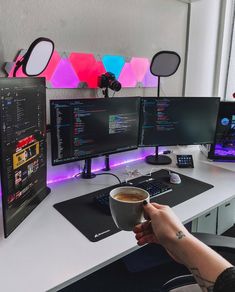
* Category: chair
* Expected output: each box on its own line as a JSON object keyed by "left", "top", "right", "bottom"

{"left": 161, "top": 232, "right": 235, "bottom": 292}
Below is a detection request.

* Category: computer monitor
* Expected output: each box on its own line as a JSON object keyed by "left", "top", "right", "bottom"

{"left": 208, "top": 101, "right": 235, "bottom": 161}
{"left": 0, "top": 77, "right": 50, "bottom": 237}
{"left": 50, "top": 97, "right": 140, "bottom": 175}
{"left": 139, "top": 97, "right": 220, "bottom": 164}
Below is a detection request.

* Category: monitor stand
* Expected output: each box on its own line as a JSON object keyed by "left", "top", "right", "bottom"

{"left": 145, "top": 146, "right": 172, "bottom": 165}
{"left": 81, "top": 158, "right": 96, "bottom": 179}
{"left": 103, "top": 155, "right": 111, "bottom": 171}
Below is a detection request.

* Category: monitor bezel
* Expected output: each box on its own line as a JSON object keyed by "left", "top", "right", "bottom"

{"left": 50, "top": 97, "right": 141, "bottom": 166}
{"left": 208, "top": 101, "right": 235, "bottom": 161}
{"left": 138, "top": 96, "right": 221, "bottom": 147}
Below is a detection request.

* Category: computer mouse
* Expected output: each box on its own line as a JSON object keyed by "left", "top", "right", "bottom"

{"left": 170, "top": 172, "right": 181, "bottom": 184}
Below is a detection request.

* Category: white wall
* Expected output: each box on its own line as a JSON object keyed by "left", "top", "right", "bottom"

{"left": 185, "top": 0, "right": 221, "bottom": 97}
{"left": 0, "top": 0, "right": 188, "bottom": 100}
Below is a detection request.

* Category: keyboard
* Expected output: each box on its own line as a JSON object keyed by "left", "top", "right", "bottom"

{"left": 93, "top": 178, "right": 172, "bottom": 215}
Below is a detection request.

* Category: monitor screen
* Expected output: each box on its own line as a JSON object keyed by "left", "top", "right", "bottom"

{"left": 50, "top": 97, "right": 140, "bottom": 165}
{"left": 0, "top": 78, "right": 50, "bottom": 237}
{"left": 209, "top": 101, "right": 235, "bottom": 160}
{"left": 139, "top": 97, "right": 220, "bottom": 146}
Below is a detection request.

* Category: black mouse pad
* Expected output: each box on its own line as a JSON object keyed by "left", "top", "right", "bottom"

{"left": 53, "top": 169, "right": 213, "bottom": 242}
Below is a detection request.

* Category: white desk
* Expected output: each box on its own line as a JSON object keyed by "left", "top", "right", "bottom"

{"left": 0, "top": 147, "right": 235, "bottom": 292}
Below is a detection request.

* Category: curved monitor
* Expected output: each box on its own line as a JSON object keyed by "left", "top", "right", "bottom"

{"left": 50, "top": 97, "right": 140, "bottom": 165}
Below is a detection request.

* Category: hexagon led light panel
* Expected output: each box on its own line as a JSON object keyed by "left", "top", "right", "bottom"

{"left": 102, "top": 55, "right": 125, "bottom": 79}
{"left": 130, "top": 57, "right": 149, "bottom": 82}
{"left": 6, "top": 49, "right": 158, "bottom": 89}
{"left": 118, "top": 63, "right": 137, "bottom": 87}
{"left": 50, "top": 58, "right": 80, "bottom": 88}
{"left": 142, "top": 68, "right": 158, "bottom": 87}
{"left": 69, "top": 53, "right": 106, "bottom": 88}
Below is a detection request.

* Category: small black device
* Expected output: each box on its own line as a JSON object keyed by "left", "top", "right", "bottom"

{"left": 177, "top": 155, "right": 194, "bottom": 168}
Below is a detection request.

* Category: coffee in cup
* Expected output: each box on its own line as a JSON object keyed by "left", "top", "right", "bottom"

{"left": 109, "top": 186, "right": 150, "bottom": 231}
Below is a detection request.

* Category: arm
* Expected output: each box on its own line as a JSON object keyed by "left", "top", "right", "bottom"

{"left": 133, "top": 202, "right": 233, "bottom": 292}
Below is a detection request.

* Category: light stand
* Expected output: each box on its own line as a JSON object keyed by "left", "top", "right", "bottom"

{"left": 145, "top": 51, "right": 181, "bottom": 165}
{"left": 103, "top": 85, "right": 111, "bottom": 171}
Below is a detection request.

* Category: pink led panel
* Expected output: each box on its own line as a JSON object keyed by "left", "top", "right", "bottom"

{"left": 69, "top": 53, "right": 105, "bottom": 88}
{"left": 118, "top": 63, "right": 137, "bottom": 87}
{"left": 130, "top": 57, "right": 149, "bottom": 82}
{"left": 8, "top": 55, "right": 27, "bottom": 77}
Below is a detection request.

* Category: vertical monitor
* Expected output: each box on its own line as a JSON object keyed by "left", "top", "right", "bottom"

{"left": 50, "top": 97, "right": 140, "bottom": 165}
{"left": 0, "top": 78, "right": 50, "bottom": 237}
{"left": 209, "top": 101, "right": 235, "bottom": 160}
{"left": 139, "top": 97, "right": 220, "bottom": 146}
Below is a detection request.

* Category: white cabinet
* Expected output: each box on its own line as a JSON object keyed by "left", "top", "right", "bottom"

{"left": 192, "top": 198, "right": 235, "bottom": 235}
{"left": 217, "top": 198, "right": 235, "bottom": 235}
{"left": 191, "top": 208, "right": 217, "bottom": 234}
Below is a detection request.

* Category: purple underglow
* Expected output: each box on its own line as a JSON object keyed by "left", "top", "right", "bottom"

{"left": 47, "top": 149, "right": 156, "bottom": 185}
{"left": 215, "top": 143, "right": 235, "bottom": 157}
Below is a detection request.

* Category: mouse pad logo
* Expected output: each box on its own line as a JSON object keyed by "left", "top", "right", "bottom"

{"left": 94, "top": 229, "right": 111, "bottom": 239}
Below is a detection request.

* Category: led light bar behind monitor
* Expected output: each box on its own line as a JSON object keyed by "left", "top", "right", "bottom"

{"left": 139, "top": 97, "right": 220, "bottom": 164}
{"left": 208, "top": 101, "right": 235, "bottom": 161}
{"left": 0, "top": 77, "right": 50, "bottom": 237}
{"left": 50, "top": 97, "right": 140, "bottom": 167}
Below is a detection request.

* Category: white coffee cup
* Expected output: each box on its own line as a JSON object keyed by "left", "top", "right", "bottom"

{"left": 109, "top": 186, "right": 150, "bottom": 231}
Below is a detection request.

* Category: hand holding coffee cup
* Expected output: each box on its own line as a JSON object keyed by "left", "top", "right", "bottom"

{"left": 109, "top": 186, "right": 150, "bottom": 231}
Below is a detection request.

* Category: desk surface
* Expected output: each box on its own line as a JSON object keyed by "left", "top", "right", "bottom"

{"left": 1, "top": 147, "right": 235, "bottom": 292}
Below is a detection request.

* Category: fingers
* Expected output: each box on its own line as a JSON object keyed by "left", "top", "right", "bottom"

{"left": 137, "top": 234, "right": 158, "bottom": 246}
{"left": 133, "top": 220, "right": 151, "bottom": 234}
{"left": 143, "top": 201, "right": 159, "bottom": 217}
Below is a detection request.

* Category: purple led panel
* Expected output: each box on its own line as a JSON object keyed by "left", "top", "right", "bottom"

{"left": 142, "top": 68, "right": 158, "bottom": 87}
{"left": 50, "top": 58, "right": 80, "bottom": 88}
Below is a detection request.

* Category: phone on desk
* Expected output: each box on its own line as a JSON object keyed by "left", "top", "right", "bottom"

{"left": 176, "top": 155, "right": 194, "bottom": 168}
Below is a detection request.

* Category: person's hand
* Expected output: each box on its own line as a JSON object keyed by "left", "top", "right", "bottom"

{"left": 133, "top": 202, "right": 190, "bottom": 249}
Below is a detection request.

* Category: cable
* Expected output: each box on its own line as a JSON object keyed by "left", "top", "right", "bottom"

{"left": 96, "top": 172, "right": 122, "bottom": 184}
